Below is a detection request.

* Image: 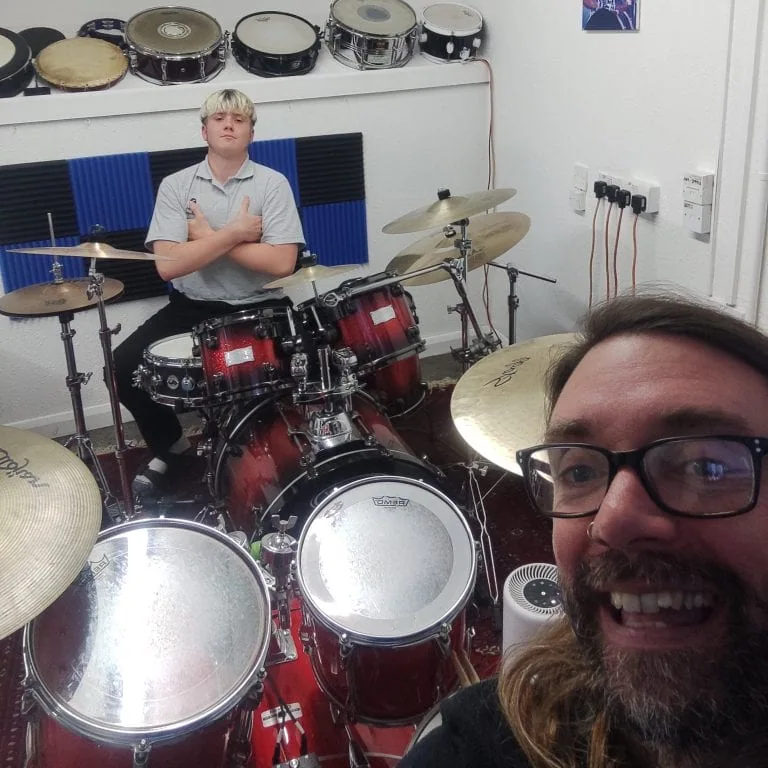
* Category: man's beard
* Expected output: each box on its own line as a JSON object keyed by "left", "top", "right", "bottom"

{"left": 561, "top": 550, "right": 768, "bottom": 762}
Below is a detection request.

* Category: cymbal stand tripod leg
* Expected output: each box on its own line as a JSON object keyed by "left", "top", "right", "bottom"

{"left": 57, "top": 311, "right": 122, "bottom": 523}
{"left": 86, "top": 267, "right": 134, "bottom": 519}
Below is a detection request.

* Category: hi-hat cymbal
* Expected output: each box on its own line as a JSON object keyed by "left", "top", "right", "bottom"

{"left": 0, "top": 277, "right": 124, "bottom": 318}
{"left": 264, "top": 263, "right": 361, "bottom": 289}
{"left": 387, "top": 212, "right": 531, "bottom": 287}
{"left": 451, "top": 333, "right": 577, "bottom": 475}
{"left": 8, "top": 243, "right": 173, "bottom": 261}
{"left": 0, "top": 425, "right": 101, "bottom": 641}
{"left": 382, "top": 188, "right": 517, "bottom": 235}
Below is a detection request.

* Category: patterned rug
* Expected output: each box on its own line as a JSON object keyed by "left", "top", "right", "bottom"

{"left": 0, "top": 384, "right": 553, "bottom": 767}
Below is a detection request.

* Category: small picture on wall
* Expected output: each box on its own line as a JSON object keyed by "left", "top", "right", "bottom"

{"left": 582, "top": 0, "right": 639, "bottom": 31}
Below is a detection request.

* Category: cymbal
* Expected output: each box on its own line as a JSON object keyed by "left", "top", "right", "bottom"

{"left": 7, "top": 242, "right": 173, "bottom": 261}
{"left": 451, "top": 333, "right": 577, "bottom": 475}
{"left": 387, "top": 212, "right": 531, "bottom": 287}
{"left": 0, "top": 425, "right": 101, "bottom": 641}
{"left": 264, "top": 263, "right": 361, "bottom": 289}
{"left": 0, "top": 277, "right": 124, "bottom": 318}
{"left": 382, "top": 188, "right": 517, "bottom": 234}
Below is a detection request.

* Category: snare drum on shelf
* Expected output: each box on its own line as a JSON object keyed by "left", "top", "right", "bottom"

{"left": 232, "top": 12, "right": 321, "bottom": 77}
{"left": 419, "top": 3, "right": 483, "bottom": 62}
{"left": 125, "top": 6, "right": 226, "bottom": 85}
{"left": 326, "top": 0, "right": 418, "bottom": 70}
{"left": 0, "top": 27, "right": 33, "bottom": 97}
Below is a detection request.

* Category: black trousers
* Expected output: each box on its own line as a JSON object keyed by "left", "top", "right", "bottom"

{"left": 114, "top": 290, "right": 290, "bottom": 459}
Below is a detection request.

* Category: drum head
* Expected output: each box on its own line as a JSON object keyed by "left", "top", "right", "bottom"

{"left": 126, "top": 7, "right": 222, "bottom": 55}
{"left": 149, "top": 333, "right": 198, "bottom": 362}
{"left": 331, "top": 0, "right": 417, "bottom": 35}
{"left": 236, "top": 12, "right": 317, "bottom": 55}
{"left": 19, "top": 27, "right": 66, "bottom": 58}
{"left": 24, "top": 519, "right": 270, "bottom": 744}
{"left": 35, "top": 38, "right": 127, "bottom": 90}
{"left": 297, "top": 476, "right": 475, "bottom": 643}
{"left": 0, "top": 27, "right": 31, "bottom": 80}
{"left": 422, "top": 3, "right": 483, "bottom": 35}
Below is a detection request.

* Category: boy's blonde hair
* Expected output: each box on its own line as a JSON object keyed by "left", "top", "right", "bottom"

{"left": 200, "top": 89, "right": 256, "bottom": 125}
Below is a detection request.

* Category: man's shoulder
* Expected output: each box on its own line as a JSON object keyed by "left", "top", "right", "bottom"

{"left": 159, "top": 162, "right": 202, "bottom": 191}
{"left": 247, "top": 160, "right": 291, "bottom": 186}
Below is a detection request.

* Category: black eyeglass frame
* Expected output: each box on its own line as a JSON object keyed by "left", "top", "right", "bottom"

{"left": 516, "top": 435, "right": 768, "bottom": 519}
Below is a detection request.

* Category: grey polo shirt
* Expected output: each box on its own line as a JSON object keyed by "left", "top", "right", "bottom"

{"left": 146, "top": 157, "right": 305, "bottom": 303}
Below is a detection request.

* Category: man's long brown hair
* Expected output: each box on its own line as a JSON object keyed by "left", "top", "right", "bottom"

{"left": 496, "top": 291, "right": 768, "bottom": 768}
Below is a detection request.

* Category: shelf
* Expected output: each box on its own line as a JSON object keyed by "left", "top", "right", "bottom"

{"left": 0, "top": 54, "right": 489, "bottom": 127}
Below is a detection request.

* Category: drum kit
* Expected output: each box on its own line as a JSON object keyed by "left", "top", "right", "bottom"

{"left": 0, "top": 188, "right": 570, "bottom": 766}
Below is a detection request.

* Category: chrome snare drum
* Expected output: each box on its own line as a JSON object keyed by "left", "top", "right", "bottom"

{"left": 232, "top": 12, "right": 321, "bottom": 77}
{"left": 22, "top": 519, "right": 271, "bottom": 766}
{"left": 326, "top": 0, "right": 418, "bottom": 70}
{"left": 125, "top": 6, "right": 226, "bottom": 85}
{"left": 134, "top": 333, "right": 207, "bottom": 408}
{"left": 419, "top": 3, "right": 483, "bottom": 62}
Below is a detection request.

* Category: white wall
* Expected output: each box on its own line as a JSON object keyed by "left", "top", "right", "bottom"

{"left": 468, "top": 0, "right": 731, "bottom": 341}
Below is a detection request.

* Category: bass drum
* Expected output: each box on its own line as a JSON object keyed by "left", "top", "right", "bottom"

{"left": 0, "top": 27, "right": 33, "bottom": 97}
{"left": 212, "top": 395, "right": 447, "bottom": 538}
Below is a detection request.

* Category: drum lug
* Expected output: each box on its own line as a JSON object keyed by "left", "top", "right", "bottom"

{"left": 212, "top": 372, "right": 225, "bottom": 391}
{"left": 390, "top": 283, "right": 404, "bottom": 297}
{"left": 128, "top": 48, "right": 138, "bottom": 71}
{"left": 405, "top": 325, "right": 421, "bottom": 343}
{"left": 204, "top": 332, "right": 219, "bottom": 350}
{"left": 131, "top": 364, "right": 146, "bottom": 388}
{"left": 132, "top": 739, "right": 152, "bottom": 768}
{"left": 437, "top": 622, "right": 452, "bottom": 658}
{"left": 252, "top": 324, "right": 269, "bottom": 339}
{"left": 160, "top": 57, "right": 168, "bottom": 83}
{"left": 339, "top": 633, "right": 354, "bottom": 669}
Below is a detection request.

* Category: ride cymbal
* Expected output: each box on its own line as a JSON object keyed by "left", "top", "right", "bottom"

{"left": 0, "top": 425, "right": 101, "bottom": 640}
{"left": 450, "top": 334, "right": 577, "bottom": 475}
{"left": 387, "top": 212, "right": 532, "bottom": 287}
{"left": 264, "top": 263, "right": 361, "bottom": 289}
{"left": 382, "top": 188, "right": 517, "bottom": 234}
{"left": 8, "top": 243, "right": 174, "bottom": 261}
{"left": 0, "top": 277, "right": 124, "bottom": 318}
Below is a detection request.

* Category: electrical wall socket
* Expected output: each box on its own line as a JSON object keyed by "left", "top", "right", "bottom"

{"left": 625, "top": 178, "right": 660, "bottom": 214}
{"left": 597, "top": 170, "right": 624, "bottom": 188}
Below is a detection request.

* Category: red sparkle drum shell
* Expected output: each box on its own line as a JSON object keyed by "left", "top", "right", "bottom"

{"left": 213, "top": 395, "right": 441, "bottom": 537}
{"left": 194, "top": 307, "right": 295, "bottom": 407}
{"left": 296, "top": 476, "right": 477, "bottom": 724}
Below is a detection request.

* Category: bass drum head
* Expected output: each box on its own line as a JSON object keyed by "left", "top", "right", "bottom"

{"left": 126, "top": 7, "right": 222, "bottom": 56}
{"left": 23, "top": 519, "right": 271, "bottom": 746}
{"left": 297, "top": 476, "right": 476, "bottom": 643}
{"left": 35, "top": 38, "right": 127, "bottom": 90}
{"left": 331, "top": 0, "right": 417, "bottom": 35}
{"left": 0, "top": 28, "right": 32, "bottom": 97}
{"left": 422, "top": 3, "right": 483, "bottom": 35}
{"left": 235, "top": 12, "right": 318, "bottom": 55}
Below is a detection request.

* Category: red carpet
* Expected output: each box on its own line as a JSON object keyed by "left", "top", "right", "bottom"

{"left": 0, "top": 385, "right": 553, "bottom": 767}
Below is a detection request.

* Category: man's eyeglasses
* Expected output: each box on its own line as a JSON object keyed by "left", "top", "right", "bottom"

{"left": 516, "top": 436, "right": 768, "bottom": 519}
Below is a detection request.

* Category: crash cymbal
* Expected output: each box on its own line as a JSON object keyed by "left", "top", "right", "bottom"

{"left": 387, "top": 212, "right": 532, "bottom": 287}
{"left": 382, "top": 188, "right": 517, "bottom": 235}
{"left": 8, "top": 242, "right": 173, "bottom": 261}
{"left": 0, "top": 425, "right": 101, "bottom": 640}
{"left": 0, "top": 277, "right": 124, "bottom": 318}
{"left": 451, "top": 333, "right": 577, "bottom": 475}
{"left": 264, "top": 263, "right": 361, "bottom": 289}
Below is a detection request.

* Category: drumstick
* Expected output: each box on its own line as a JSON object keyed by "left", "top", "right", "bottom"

{"left": 460, "top": 649, "right": 481, "bottom": 684}
{"left": 451, "top": 651, "right": 472, "bottom": 688}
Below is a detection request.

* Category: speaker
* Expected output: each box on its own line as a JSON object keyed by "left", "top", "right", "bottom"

{"left": 502, "top": 563, "right": 563, "bottom": 653}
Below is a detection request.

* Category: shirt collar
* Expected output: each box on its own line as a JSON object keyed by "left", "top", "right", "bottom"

{"left": 196, "top": 156, "right": 254, "bottom": 182}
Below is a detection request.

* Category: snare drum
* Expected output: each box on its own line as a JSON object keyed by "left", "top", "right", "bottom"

{"left": 34, "top": 38, "right": 128, "bottom": 91}
{"left": 194, "top": 305, "right": 296, "bottom": 406}
{"left": 419, "top": 3, "right": 483, "bottom": 62}
{"left": 134, "top": 333, "right": 207, "bottom": 409}
{"left": 22, "top": 519, "right": 271, "bottom": 766}
{"left": 125, "top": 7, "right": 226, "bottom": 85}
{"left": 326, "top": 0, "right": 418, "bottom": 70}
{"left": 233, "top": 12, "right": 321, "bottom": 77}
{"left": 0, "top": 27, "right": 32, "bottom": 97}
{"left": 296, "top": 476, "right": 477, "bottom": 723}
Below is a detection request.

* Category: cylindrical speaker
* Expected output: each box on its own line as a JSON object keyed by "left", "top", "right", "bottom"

{"left": 502, "top": 563, "right": 563, "bottom": 653}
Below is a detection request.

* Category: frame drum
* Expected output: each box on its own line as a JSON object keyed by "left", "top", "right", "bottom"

{"left": 34, "top": 38, "right": 128, "bottom": 91}
{"left": 125, "top": 6, "right": 226, "bottom": 85}
{"left": 0, "top": 27, "right": 33, "bottom": 97}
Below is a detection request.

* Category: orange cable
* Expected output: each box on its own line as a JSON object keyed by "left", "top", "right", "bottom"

{"left": 612, "top": 207, "right": 625, "bottom": 297}
{"left": 604, "top": 201, "right": 614, "bottom": 300}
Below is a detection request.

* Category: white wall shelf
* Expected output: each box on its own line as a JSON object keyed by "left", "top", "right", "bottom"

{"left": 0, "top": 55, "right": 489, "bottom": 127}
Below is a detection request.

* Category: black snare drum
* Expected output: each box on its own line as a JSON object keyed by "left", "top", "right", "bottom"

{"left": 419, "top": 3, "right": 483, "bottom": 62}
{"left": 125, "top": 6, "right": 226, "bottom": 85}
{"left": 326, "top": 0, "right": 417, "bottom": 70}
{"left": 232, "top": 12, "right": 321, "bottom": 77}
{"left": 0, "top": 28, "right": 33, "bottom": 98}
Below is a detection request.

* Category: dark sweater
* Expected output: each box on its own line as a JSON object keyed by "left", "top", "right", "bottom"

{"left": 398, "top": 678, "right": 532, "bottom": 767}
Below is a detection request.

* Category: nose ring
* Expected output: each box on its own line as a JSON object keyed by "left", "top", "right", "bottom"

{"left": 587, "top": 521, "right": 597, "bottom": 541}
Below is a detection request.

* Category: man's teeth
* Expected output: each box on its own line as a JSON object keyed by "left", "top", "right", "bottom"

{"left": 610, "top": 591, "right": 714, "bottom": 613}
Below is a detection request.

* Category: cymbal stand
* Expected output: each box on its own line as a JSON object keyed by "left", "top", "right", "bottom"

{"left": 86, "top": 260, "right": 134, "bottom": 519}
{"left": 485, "top": 262, "right": 557, "bottom": 345}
